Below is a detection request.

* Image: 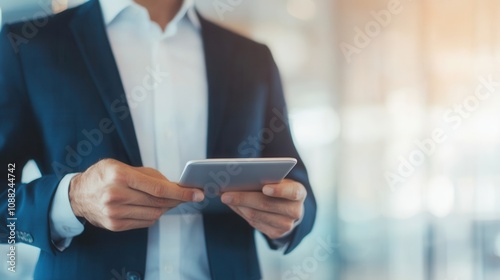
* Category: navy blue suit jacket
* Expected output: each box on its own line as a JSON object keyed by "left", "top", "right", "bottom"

{"left": 0, "top": 1, "right": 316, "bottom": 279}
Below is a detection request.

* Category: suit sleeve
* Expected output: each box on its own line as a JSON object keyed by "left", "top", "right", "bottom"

{"left": 0, "top": 24, "right": 61, "bottom": 255}
{"left": 260, "top": 46, "right": 317, "bottom": 254}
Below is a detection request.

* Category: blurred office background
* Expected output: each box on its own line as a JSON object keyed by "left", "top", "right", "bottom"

{"left": 2, "top": 0, "right": 500, "bottom": 279}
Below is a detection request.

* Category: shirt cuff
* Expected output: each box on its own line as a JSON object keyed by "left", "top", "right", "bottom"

{"left": 49, "top": 173, "right": 85, "bottom": 251}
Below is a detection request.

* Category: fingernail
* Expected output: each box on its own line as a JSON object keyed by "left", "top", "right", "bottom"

{"left": 221, "top": 194, "right": 233, "bottom": 204}
{"left": 263, "top": 186, "right": 274, "bottom": 196}
{"left": 193, "top": 192, "right": 204, "bottom": 202}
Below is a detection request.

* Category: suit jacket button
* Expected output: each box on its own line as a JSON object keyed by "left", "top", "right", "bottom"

{"left": 126, "top": 271, "right": 141, "bottom": 280}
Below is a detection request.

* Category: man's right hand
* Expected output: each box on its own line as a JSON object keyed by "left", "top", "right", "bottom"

{"left": 68, "top": 159, "right": 204, "bottom": 232}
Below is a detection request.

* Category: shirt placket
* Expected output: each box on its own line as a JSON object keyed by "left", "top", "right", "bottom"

{"left": 153, "top": 34, "right": 183, "bottom": 280}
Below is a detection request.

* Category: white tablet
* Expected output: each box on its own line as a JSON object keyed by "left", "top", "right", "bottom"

{"left": 178, "top": 158, "right": 297, "bottom": 193}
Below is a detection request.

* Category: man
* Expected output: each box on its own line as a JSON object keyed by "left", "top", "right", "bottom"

{"left": 0, "top": 0, "right": 316, "bottom": 279}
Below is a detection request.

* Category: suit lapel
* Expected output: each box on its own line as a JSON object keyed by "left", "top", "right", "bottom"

{"left": 198, "top": 13, "right": 232, "bottom": 158}
{"left": 198, "top": 13, "right": 234, "bottom": 217}
{"left": 69, "top": 3, "right": 235, "bottom": 277}
{"left": 69, "top": 0, "right": 143, "bottom": 167}
{"left": 69, "top": 5, "right": 229, "bottom": 165}
{"left": 198, "top": 14, "right": 240, "bottom": 279}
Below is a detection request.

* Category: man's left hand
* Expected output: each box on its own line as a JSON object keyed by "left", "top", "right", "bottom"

{"left": 221, "top": 179, "right": 306, "bottom": 239}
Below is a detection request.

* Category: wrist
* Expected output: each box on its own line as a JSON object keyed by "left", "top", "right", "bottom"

{"left": 69, "top": 173, "right": 83, "bottom": 218}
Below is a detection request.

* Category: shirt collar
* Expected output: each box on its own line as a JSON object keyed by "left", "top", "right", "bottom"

{"left": 99, "top": 0, "right": 200, "bottom": 30}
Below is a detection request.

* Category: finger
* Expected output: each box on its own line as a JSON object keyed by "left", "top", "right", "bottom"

{"left": 135, "top": 167, "right": 168, "bottom": 180}
{"left": 237, "top": 206, "right": 294, "bottom": 232}
{"left": 127, "top": 191, "right": 183, "bottom": 209}
{"left": 101, "top": 184, "right": 183, "bottom": 208}
{"left": 221, "top": 192, "right": 302, "bottom": 220}
{"left": 102, "top": 205, "right": 168, "bottom": 221}
{"left": 262, "top": 180, "right": 307, "bottom": 201}
{"left": 125, "top": 170, "right": 205, "bottom": 202}
{"left": 229, "top": 206, "right": 293, "bottom": 239}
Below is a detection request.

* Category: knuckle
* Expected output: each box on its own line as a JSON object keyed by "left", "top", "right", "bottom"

{"left": 100, "top": 191, "right": 113, "bottom": 205}
{"left": 283, "top": 220, "right": 294, "bottom": 232}
{"left": 101, "top": 206, "right": 111, "bottom": 220}
{"left": 245, "top": 209, "right": 257, "bottom": 221}
{"left": 101, "top": 220, "right": 112, "bottom": 230}
{"left": 104, "top": 219, "right": 120, "bottom": 231}
{"left": 288, "top": 207, "right": 302, "bottom": 220}
{"left": 106, "top": 165, "right": 124, "bottom": 183}
{"left": 104, "top": 207, "right": 119, "bottom": 219}
{"left": 152, "top": 183, "right": 166, "bottom": 197}
{"left": 114, "top": 222, "right": 127, "bottom": 232}
{"left": 271, "top": 219, "right": 291, "bottom": 232}
{"left": 101, "top": 188, "right": 119, "bottom": 205}
{"left": 100, "top": 205, "right": 116, "bottom": 219}
{"left": 100, "top": 206, "right": 110, "bottom": 217}
{"left": 259, "top": 199, "right": 271, "bottom": 211}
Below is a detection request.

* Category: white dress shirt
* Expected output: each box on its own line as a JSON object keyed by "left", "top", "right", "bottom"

{"left": 49, "top": 0, "right": 211, "bottom": 279}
